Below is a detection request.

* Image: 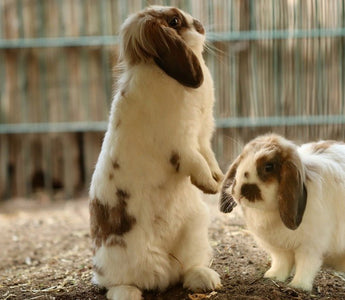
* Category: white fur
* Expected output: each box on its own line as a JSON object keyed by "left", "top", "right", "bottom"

{"left": 223, "top": 134, "right": 345, "bottom": 291}
{"left": 90, "top": 6, "right": 222, "bottom": 300}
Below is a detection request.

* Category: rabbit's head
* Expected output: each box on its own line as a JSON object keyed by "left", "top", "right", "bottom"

{"left": 220, "top": 134, "right": 307, "bottom": 230}
{"left": 119, "top": 6, "right": 205, "bottom": 88}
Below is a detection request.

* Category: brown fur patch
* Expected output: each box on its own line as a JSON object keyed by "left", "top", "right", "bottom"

{"left": 240, "top": 183, "right": 262, "bottom": 202}
{"left": 256, "top": 154, "right": 282, "bottom": 183}
{"left": 109, "top": 173, "right": 114, "bottom": 180}
{"left": 89, "top": 192, "right": 136, "bottom": 250}
{"left": 114, "top": 189, "right": 136, "bottom": 235}
{"left": 170, "top": 151, "right": 180, "bottom": 172}
{"left": 112, "top": 160, "right": 120, "bottom": 169}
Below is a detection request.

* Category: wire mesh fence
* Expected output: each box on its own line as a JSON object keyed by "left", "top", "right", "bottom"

{"left": 0, "top": 0, "right": 344, "bottom": 199}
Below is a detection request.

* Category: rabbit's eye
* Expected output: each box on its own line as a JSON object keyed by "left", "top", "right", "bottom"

{"left": 169, "top": 17, "right": 180, "bottom": 28}
{"left": 264, "top": 163, "right": 274, "bottom": 172}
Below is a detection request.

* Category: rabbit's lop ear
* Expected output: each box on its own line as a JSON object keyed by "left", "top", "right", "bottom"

{"left": 278, "top": 157, "right": 307, "bottom": 230}
{"left": 120, "top": 10, "right": 203, "bottom": 88}
{"left": 219, "top": 159, "right": 240, "bottom": 213}
{"left": 145, "top": 20, "right": 203, "bottom": 88}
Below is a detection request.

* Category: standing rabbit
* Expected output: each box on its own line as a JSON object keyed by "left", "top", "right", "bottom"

{"left": 220, "top": 133, "right": 345, "bottom": 291}
{"left": 89, "top": 6, "right": 223, "bottom": 300}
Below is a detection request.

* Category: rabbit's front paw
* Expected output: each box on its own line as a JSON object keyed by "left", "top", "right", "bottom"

{"left": 289, "top": 278, "right": 313, "bottom": 292}
{"left": 212, "top": 170, "right": 224, "bottom": 184}
{"left": 264, "top": 252, "right": 294, "bottom": 282}
{"left": 264, "top": 267, "right": 290, "bottom": 282}
{"left": 178, "top": 149, "right": 222, "bottom": 194}
{"left": 190, "top": 175, "right": 219, "bottom": 194}
{"left": 183, "top": 266, "right": 221, "bottom": 292}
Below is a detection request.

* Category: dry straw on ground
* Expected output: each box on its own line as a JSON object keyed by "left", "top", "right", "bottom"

{"left": 1, "top": 196, "right": 345, "bottom": 300}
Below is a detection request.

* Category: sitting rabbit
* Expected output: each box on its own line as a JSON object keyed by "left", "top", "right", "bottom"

{"left": 220, "top": 133, "right": 345, "bottom": 291}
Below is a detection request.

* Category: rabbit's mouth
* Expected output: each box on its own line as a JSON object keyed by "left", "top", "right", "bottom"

{"left": 181, "top": 30, "right": 205, "bottom": 53}
{"left": 237, "top": 196, "right": 248, "bottom": 206}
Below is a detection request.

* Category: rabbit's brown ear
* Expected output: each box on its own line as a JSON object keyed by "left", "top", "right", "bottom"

{"left": 121, "top": 15, "right": 203, "bottom": 88}
{"left": 146, "top": 20, "right": 203, "bottom": 88}
{"left": 153, "top": 32, "right": 203, "bottom": 88}
{"left": 278, "top": 159, "right": 307, "bottom": 230}
{"left": 219, "top": 159, "right": 240, "bottom": 213}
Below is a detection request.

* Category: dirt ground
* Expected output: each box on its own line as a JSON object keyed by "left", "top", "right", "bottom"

{"left": 1, "top": 195, "right": 345, "bottom": 300}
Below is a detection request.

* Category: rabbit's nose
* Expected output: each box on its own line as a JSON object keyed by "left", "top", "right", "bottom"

{"left": 240, "top": 183, "right": 262, "bottom": 202}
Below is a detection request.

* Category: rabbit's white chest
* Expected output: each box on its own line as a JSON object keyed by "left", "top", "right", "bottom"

{"left": 243, "top": 207, "right": 300, "bottom": 250}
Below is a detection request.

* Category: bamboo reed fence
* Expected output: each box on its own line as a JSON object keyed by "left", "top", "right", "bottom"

{"left": 0, "top": 0, "right": 344, "bottom": 199}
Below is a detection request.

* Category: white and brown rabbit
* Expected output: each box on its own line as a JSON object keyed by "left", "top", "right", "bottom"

{"left": 89, "top": 6, "right": 223, "bottom": 300}
{"left": 220, "top": 133, "right": 345, "bottom": 291}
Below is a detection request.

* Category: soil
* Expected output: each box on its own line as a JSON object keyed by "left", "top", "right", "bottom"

{"left": 1, "top": 195, "right": 345, "bottom": 300}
